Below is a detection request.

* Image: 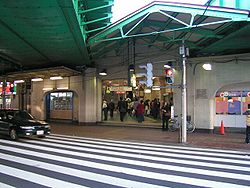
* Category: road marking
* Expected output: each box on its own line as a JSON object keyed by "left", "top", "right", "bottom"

{"left": 0, "top": 164, "right": 88, "bottom": 188}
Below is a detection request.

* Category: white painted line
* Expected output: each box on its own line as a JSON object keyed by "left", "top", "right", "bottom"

{"left": 45, "top": 137, "right": 250, "bottom": 159}
{"left": 1, "top": 141, "right": 250, "bottom": 184}
{"left": 0, "top": 182, "right": 15, "bottom": 188}
{"left": 50, "top": 134, "right": 250, "bottom": 155}
{"left": 0, "top": 164, "right": 88, "bottom": 188}
{"left": 24, "top": 138, "right": 250, "bottom": 166}
{"left": 0, "top": 153, "right": 167, "bottom": 188}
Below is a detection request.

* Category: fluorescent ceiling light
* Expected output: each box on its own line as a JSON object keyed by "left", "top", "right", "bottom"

{"left": 14, "top": 80, "right": 25, "bottom": 83}
{"left": 152, "top": 86, "right": 160, "bottom": 91}
{"left": 57, "top": 87, "right": 68, "bottom": 90}
{"left": 99, "top": 69, "right": 107, "bottom": 76}
{"left": 202, "top": 63, "right": 212, "bottom": 71}
{"left": 31, "top": 78, "right": 43, "bottom": 82}
{"left": 129, "top": 64, "right": 135, "bottom": 72}
{"left": 50, "top": 76, "right": 63, "bottom": 80}
{"left": 144, "top": 89, "right": 151, "bottom": 93}
{"left": 42, "top": 87, "right": 53, "bottom": 91}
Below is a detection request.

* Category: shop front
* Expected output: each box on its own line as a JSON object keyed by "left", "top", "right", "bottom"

{"left": 45, "top": 91, "right": 78, "bottom": 122}
{"left": 101, "top": 77, "right": 173, "bottom": 124}
{"left": 215, "top": 90, "right": 250, "bottom": 128}
{"left": 0, "top": 82, "right": 18, "bottom": 109}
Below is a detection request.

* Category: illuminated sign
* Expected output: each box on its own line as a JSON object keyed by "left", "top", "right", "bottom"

{"left": 0, "top": 82, "right": 17, "bottom": 95}
{"left": 110, "top": 86, "right": 132, "bottom": 92}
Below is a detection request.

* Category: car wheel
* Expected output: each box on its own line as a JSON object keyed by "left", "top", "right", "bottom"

{"left": 9, "top": 128, "right": 18, "bottom": 140}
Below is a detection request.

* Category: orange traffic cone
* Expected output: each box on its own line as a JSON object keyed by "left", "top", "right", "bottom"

{"left": 220, "top": 120, "right": 225, "bottom": 135}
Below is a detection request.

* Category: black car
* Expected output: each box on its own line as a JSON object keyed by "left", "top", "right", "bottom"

{"left": 0, "top": 109, "right": 50, "bottom": 140}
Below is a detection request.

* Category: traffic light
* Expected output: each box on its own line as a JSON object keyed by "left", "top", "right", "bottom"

{"left": 146, "top": 63, "right": 153, "bottom": 87}
{"left": 165, "top": 68, "right": 174, "bottom": 84}
{"left": 139, "top": 63, "right": 153, "bottom": 87}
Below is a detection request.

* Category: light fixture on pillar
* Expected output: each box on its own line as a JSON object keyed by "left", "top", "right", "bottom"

{"left": 14, "top": 80, "right": 25, "bottom": 84}
{"left": 50, "top": 76, "right": 63, "bottom": 80}
{"left": 129, "top": 64, "right": 135, "bottom": 72}
{"left": 99, "top": 69, "right": 107, "bottom": 76}
{"left": 164, "top": 61, "right": 173, "bottom": 68}
{"left": 31, "top": 77, "right": 43, "bottom": 82}
{"left": 202, "top": 63, "right": 212, "bottom": 71}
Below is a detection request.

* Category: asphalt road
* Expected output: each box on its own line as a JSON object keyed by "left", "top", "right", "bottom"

{"left": 0, "top": 134, "right": 249, "bottom": 188}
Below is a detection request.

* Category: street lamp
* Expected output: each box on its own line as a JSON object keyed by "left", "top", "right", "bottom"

{"left": 99, "top": 69, "right": 107, "bottom": 76}
{"left": 202, "top": 63, "right": 212, "bottom": 70}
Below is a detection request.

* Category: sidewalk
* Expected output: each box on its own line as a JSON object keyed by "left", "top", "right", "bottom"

{"left": 50, "top": 122, "right": 250, "bottom": 152}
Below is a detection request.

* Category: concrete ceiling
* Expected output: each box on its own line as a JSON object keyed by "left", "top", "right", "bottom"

{"left": 0, "top": 0, "right": 249, "bottom": 80}
{"left": 0, "top": 0, "right": 113, "bottom": 78}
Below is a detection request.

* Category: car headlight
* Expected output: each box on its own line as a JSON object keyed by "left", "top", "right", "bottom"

{"left": 45, "top": 125, "right": 50, "bottom": 129}
{"left": 20, "top": 126, "right": 35, "bottom": 129}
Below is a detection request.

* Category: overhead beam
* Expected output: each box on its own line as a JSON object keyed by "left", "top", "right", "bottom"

{"left": 81, "top": 13, "right": 112, "bottom": 25}
{"left": 89, "top": 1, "right": 249, "bottom": 45}
{"left": 57, "top": 0, "right": 90, "bottom": 64}
{"left": 78, "top": 2, "right": 113, "bottom": 14}
{"left": 143, "top": 20, "right": 223, "bottom": 38}
{"left": 199, "top": 23, "right": 250, "bottom": 53}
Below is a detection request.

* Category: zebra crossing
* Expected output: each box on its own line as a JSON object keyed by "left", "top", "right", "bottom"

{"left": 0, "top": 134, "right": 250, "bottom": 188}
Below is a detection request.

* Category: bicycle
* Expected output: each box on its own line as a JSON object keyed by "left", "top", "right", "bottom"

{"left": 168, "top": 115, "right": 196, "bottom": 133}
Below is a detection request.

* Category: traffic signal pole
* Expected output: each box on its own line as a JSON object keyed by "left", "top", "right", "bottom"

{"left": 180, "top": 40, "right": 187, "bottom": 143}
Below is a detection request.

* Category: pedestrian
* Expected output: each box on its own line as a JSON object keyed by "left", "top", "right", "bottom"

{"left": 102, "top": 99, "right": 108, "bottom": 121}
{"left": 136, "top": 100, "right": 145, "bottom": 123}
{"left": 133, "top": 97, "right": 139, "bottom": 117}
{"left": 126, "top": 98, "right": 132, "bottom": 116}
{"left": 156, "top": 98, "right": 161, "bottom": 119}
{"left": 152, "top": 98, "right": 157, "bottom": 119}
{"left": 161, "top": 102, "right": 171, "bottom": 131}
{"left": 117, "top": 97, "right": 127, "bottom": 122}
{"left": 144, "top": 99, "right": 150, "bottom": 116}
{"left": 245, "top": 104, "right": 250, "bottom": 144}
{"left": 108, "top": 99, "right": 115, "bottom": 119}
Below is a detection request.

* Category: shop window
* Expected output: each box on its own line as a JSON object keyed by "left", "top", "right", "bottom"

{"left": 242, "top": 91, "right": 250, "bottom": 115}
{"left": 216, "top": 91, "right": 241, "bottom": 115}
{"left": 50, "top": 92, "right": 73, "bottom": 110}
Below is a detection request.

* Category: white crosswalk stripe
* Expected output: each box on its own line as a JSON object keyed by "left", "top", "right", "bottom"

{"left": 0, "top": 182, "right": 15, "bottom": 188}
{"left": 0, "top": 134, "right": 249, "bottom": 188}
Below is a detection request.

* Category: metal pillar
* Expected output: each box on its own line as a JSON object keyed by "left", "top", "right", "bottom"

{"left": 180, "top": 40, "right": 187, "bottom": 143}
{"left": 2, "top": 79, "right": 7, "bottom": 109}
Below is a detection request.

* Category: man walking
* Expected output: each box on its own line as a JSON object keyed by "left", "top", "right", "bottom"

{"left": 117, "top": 97, "right": 127, "bottom": 122}
{"left": 108, "top": 99, "right": 115, "bottom": 119}
{"left": 161, "top": 102, "right": 171, "bottom": 131}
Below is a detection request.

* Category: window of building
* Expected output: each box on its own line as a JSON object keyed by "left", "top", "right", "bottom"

{"left": 216, "top": 91, "right": 250, "bottom": 115}
{"left": 50, "top": 92, "right": 73, "bottom": 110}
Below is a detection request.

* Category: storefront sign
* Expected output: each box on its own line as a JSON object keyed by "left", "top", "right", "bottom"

{"left": 242, "top": 91, "right": 250, "bottom": 97}
{"left": 216, "top": 91, "right": 241, "bottom": 97}
{"left": 110, "top": 86, "right": 132, "bottom": 92}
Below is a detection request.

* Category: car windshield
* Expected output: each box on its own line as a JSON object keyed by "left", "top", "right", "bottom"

{"left": 15, "top": 111, "right": 34, "bottom": 120}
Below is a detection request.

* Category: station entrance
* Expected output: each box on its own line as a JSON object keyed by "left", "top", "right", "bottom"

{"left": 102, "top": 78, "right": 174, "bottom": 126}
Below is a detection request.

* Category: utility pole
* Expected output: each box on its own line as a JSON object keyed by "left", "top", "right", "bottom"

{"left": 2, "top": 79, "right": 7, "bottom": 109}
{"left": 179, "top": 40, "right": 189, "bottom": 143}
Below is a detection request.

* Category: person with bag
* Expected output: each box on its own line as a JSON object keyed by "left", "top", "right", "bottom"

{"left": 245, "top": 104, "right": 250, "bottom": 144}
{"left": 161, "top": 102, "right": 171, "bottom": 131}
{"left": 117, "top": 97, "right": 127, "bottom": 122}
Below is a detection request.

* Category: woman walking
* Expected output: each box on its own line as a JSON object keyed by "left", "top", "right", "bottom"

{"left": 136, "top": 100, "right": 145, "bottom": 123}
